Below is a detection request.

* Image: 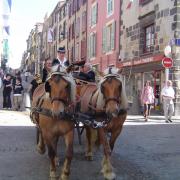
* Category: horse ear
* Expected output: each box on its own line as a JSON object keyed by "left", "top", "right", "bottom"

{"left": 98, "top": 71, "right": 104, "bottom": 77}
{"left": 45, "top": 81, "right": 51, "bottom": 93}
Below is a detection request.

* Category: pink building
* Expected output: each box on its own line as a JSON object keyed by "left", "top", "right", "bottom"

{"left": 87, "top": 0, "right": 120, "bottom": 71}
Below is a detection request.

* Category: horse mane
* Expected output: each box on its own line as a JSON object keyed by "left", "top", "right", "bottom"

{"left": 96, "top": 67, "right": 128, "bottom": 110}
{"left": 63, "top": 74, "right": 76, "bottom": 103}
{"left": 51, "top": 64, "right": 67, "bottom": 74}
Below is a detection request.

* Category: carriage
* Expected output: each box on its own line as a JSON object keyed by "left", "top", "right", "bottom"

{"left": 30, "top": 65, "right": 127, "bottom": 180}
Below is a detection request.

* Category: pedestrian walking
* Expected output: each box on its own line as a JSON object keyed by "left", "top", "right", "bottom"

{"left": 2, "top": 74, "right": 13, "bottom": 109}
{"left": 161, "top": 80, "right": 175, "bottom": 123}
{"left": 42, "top": 57, "right": 52, "bottom": 82}
{"left": 141, "top": 80, "right": 155, "bottom": 121}
{"left": 12, "top": 71, "right": 22, "bottom": 89}
{"left": 25, "top": 70, "right": 30, "bottom": 82}
{"left": 13, "top": 77, "right": 24, "bottom": 111}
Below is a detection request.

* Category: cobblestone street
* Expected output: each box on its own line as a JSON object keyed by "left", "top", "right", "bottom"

{"left": 0, "top": 110, "right": 180, "bottom": 180}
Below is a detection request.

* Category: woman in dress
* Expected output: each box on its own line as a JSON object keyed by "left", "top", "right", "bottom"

{"left": 141, "top": 80, "right": 155, "bottom": 121}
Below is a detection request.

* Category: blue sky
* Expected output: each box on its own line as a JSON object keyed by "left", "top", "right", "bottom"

{"left": 9, "top": 0, "right": 60, "bottom": 69}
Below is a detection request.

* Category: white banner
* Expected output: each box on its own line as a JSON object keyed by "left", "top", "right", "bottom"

{"left": 47, "top": 28, "right": 53, "bottom": 43}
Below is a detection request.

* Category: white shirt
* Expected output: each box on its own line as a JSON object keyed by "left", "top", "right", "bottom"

{"left": 161, "top": 86, "right": 175, "bottom": 104}
{"left": 57, "top": 57, "right": 67, "bottom": 68}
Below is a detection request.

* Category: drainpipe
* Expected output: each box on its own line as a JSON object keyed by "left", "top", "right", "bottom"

{"left": 118, "top": 0, "right": 122, "bottom": 66}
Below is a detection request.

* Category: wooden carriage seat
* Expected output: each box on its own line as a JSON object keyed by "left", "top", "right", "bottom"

{"left": 74, "top": 79, "right": 97, "bottom": 113}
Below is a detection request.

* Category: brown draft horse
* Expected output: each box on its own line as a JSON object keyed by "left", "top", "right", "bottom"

{"left": 78, "top": 67, "right": 128, "bottom": 180}
{"left": 31, "top": 70, "right": 76, "bottom": 180}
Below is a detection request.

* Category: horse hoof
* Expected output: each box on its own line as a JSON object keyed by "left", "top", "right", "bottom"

{"left": 59, "top": 174, "right": 69, "bottom": 180}
{"left": 86, "top": 155, "right": 93, "bottom": 161}
{"left": 36, "top": 145, "right": 46, "bottom": 154}
{"left": 104, "top": 172, "right": 116, "bottom": 180}
{"left": 85, "top": 153, "right": 93, "bottom": 161}
{"left": 49, "top": 171, "right": 58, "bottom": 180}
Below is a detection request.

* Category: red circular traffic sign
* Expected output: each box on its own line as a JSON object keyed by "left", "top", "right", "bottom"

{"left": 162, "top": 57, "right": 173, "bottom": 68}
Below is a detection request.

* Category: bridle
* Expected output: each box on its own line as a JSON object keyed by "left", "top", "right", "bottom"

{"left": 104, "top": 97, "right": 120, "bottom": 106}
{"left": 51, "top": 97, "right": 68, "bottom": 105}
{"left": 101, "top": 75, "right": 122, "bottom": 108}
{"left": 48, "top": 72, "right": 71, "bottom": 108}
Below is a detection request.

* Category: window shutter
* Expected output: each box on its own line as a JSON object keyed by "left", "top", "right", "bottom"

{"left": 95, "top": 3, "right": 98, "bottom": 24}
{"left": 107, "top": 25, "right": 110, "bottom": 51}
{"left": 89, "top": 10, "right": 92, "bottom": 27}
{"left": 88, "top": 35, "right": 91, "bottom": 58}
{"left": 93, "top": 33, "right": 96, "bottom": 57}
{"left": 91, "top": 34, "right": 93, "bottom": 57}
{"left": 102, "top": 26, "right": 107, "bottom": 53}
{"left": 111, "top": 21, "right": 116, "bottom": 50}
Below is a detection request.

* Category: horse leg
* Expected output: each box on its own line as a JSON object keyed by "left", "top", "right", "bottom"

{"left": 109, "top": 126, "right": 122, "bottom": 152}
{"left": 60, "top": 130, "right": 74, "bottom": 180}
{"left": 47, "top": 137, "right": 59, "bottom": 180}
{"left": 36, "top": 128, "right": 46, "bottom": 154}
{"left": 85, "top": 127, "right": 97, "bottom": 161}
{"left": 99, "top": 128, "right": 116, "bottom": 180}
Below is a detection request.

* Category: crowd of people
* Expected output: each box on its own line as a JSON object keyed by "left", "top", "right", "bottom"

{"left": 1, "top": 71, "right": 24, "bottom": 110}
{"left": 0, "top": 46, "right": 176, "bottom": 122}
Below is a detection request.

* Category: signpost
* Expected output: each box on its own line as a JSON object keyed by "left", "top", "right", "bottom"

{"left": 162, "top": 57, "right": 173, "bottom": 68}
{"left": 162, "top": 57, "right": 173, "bottom": 81}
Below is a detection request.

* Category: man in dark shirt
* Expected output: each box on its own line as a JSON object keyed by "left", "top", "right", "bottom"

{"left": 13, "top": 77, "right": 24, "bottom": 111}
{"left": 28, "top": 74, "right": 42, "bottom": 101}
{"left": 78, "top": 63, "right": 95, "bottom": 82}
{"left": 42, "top": 57, "right": 52, "bottom": 82}
{"left": 3, "top": 74, "right": 12, "bottom": 109}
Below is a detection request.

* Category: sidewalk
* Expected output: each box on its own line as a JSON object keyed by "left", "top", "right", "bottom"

{"left": 126, "top": 115, "right": 180, "bottom": 125}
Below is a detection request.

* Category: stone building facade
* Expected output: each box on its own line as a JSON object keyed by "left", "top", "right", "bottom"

{"left": 119, "top": 0, "right": 180, "bottom": 115}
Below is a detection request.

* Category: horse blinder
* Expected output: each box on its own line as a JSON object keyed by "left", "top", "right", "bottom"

{"left": 45, "top": 81, "right": 51, "bottom": 93}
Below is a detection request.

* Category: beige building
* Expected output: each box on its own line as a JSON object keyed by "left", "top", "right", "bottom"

{"left": 41, "top": 1, "right": 68, "bottom": 61}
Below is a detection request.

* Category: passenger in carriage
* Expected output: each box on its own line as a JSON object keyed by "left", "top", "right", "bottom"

{"left": 42, "top": 57, "right": 52, "bottom": 83}
{"left": 28, "top": 74, "right": 42, "bottom": 101}
{"left": 77, "top": 63, "right": 95, "bottom": 82}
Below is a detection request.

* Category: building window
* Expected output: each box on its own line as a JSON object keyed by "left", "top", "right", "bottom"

{"left": 139, "top": 0, "right": 152, "bottom": 5}
{"left": 75, "top": 43, "right": 79, "bottom": 60}
{"left": 89, "top": 32, "right": 96, "bottom": 58}
{"left": 107, "top": 0, "right": 114, "bottom": 16}
{"left": 144, "top": 24, "right": 154, "bottom": 53}
{"left": 82, "top": 11, "right": 87, "bottom": 33}
{"left": 81, "top": 39, "right": 87, "bottom": 59}
{"left": 59, "top": 25, "right": 62, "bottom": 42}
{"left": 82, "top": 0, "right": 87, "bottom": 5}
{"left": 102, "top": 21, "right": 116, "bottom": 53}
{"left": 76, "top": 17, "right": 80, "bottom": 37}
{"left": 91, "top": 3, "right": 98, "bottom": 26}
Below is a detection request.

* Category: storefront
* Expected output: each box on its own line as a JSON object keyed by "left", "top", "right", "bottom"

{"left": 119, "top": 54, "right": 165, "bottom": 115}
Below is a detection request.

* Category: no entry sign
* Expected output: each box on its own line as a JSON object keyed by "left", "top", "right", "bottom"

{"left": 162, "top": 57, "right": 173, "bottom": 68}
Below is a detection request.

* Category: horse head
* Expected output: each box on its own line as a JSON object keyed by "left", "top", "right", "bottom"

{"left": 97, "top": 67, "right": 128, "bottom": 118}
{"left": 45, "top": 69, "right": 76, "bottom": 118}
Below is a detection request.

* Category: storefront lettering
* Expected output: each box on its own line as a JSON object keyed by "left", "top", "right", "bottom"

{"left": 122, "top": 54, "right": 163, "bottom": 67}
